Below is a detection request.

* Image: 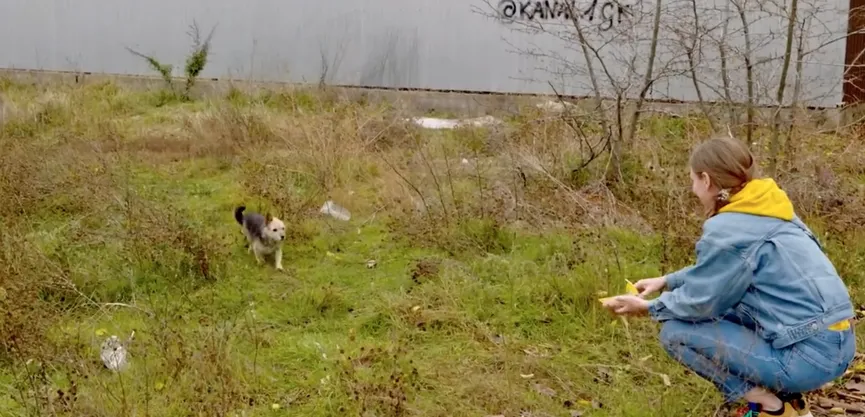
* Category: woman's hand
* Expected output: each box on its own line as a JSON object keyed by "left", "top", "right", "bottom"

{"left": 634, "top": 276, "right": 667, "bottom": 298}
{"left": 601, "top": 295, "right": 649, "bottom": 316}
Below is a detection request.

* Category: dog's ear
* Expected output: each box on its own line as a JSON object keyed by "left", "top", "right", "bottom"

{"left": 265, "top": 212, "right": 273, "bottom": 223}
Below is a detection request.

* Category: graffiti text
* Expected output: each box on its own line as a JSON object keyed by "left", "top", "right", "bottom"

{"left": 497, "top": 0, "right": 633, "bottom": 31}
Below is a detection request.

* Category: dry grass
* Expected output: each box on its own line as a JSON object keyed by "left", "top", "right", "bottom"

{"left": 0, "top": 79, "right": 863, "bottom": 416}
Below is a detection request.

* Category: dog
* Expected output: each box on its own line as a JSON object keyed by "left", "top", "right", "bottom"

{"left": 234, "top": 206, "right": 286, "bottom": 271}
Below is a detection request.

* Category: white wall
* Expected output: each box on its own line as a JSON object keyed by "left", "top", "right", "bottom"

{"left": 0, "top": 0, "right": 849, "bottom": 107}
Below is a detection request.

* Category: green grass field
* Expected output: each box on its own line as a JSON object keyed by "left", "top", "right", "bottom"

{"left": 1, "top": 79, "right": 863, "bottom": 416}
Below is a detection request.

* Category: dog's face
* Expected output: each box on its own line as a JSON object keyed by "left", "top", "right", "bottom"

{"left": 263, "top": 215, "right": 286, "bottom": 242}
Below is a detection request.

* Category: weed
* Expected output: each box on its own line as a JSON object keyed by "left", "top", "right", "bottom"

{"left": 126, "top": 21, "right": 216, "bottom": 102}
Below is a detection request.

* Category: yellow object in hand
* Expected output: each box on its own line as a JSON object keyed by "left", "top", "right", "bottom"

{"left": 625, "top": 280, "right": 639, "bottom": 295}
{"left": 598, "top": 279, "right": 639, "bottom": 303}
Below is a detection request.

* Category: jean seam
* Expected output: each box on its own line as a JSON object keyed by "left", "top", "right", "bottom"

{"left": 725, "top": 381, "right": 753, "bottom": 403}
{"left": 790, "top": 345, "right": 838, "bottom": 374}
{"left": 667, "top": 331, "right": 784, "bottom": 401}
{"left": 775, "top": 345, "right": 795, "bottom": 391}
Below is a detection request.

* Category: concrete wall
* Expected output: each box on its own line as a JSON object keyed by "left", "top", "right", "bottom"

{"left": 1, "top": 68, "right": 850, "bottom": 132}
{"left": 0, "top": 0, "right": 849, "bottom": 107}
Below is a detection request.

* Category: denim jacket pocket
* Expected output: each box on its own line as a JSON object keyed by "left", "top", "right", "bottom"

{"left": 790, "top": 330, "right": 851, "bottom": 375}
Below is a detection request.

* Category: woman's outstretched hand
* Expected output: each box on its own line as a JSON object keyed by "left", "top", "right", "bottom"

{"left": 601, "top": 295, "right": 649, "bottom": 316}
{"left": 634, "top": 276, "right": 667, "bottom": 298}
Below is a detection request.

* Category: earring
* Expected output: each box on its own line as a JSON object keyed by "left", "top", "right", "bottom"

{"left": 717, "top": 189, "right": 730, "bottom": 201}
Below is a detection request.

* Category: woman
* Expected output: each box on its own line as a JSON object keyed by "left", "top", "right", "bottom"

{"left": 602, "top": 137, "right": 856, "bottom": 417}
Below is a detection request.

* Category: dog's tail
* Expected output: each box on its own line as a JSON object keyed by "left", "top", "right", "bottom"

{"left": 234, "top": 206, "right": 246, "bottom": 225}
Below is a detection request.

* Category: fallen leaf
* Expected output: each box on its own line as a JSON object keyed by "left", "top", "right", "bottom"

{"left": 577, "top": 400, "right": 592, "bottom": 407}
{"left": 829, "top": 407, "right": 845, "bottom": 414}
{"left": 845, "top": 381, "right": 865, "bottom": 393}
{"left": 660, "top": 373, "right": 671, "bottom": 386}
{"left": 154, "top": 381, "right": 165, "bottom": 391}
{"left": 411, "top": 305, "right": 421, "bottom": 312}
{"left": 854, "top": 364, "right": 865, "bottom": 373}
{"left": 95, "top": 328, "right": 107, "bottom": 336}
{"left": 521, "top": 345, "right": 555, "bottom": 359}
{"left": 819, "top": 397, "right": 865, "bottom": 413}
{"left": 532, "top": 383, "right": 556, "bottom": 397}
{"left": 271, "top": 403, "right": 281, "bottom": 410}
{"left": 520, "top": 373, "right": 535, "bottom": 379}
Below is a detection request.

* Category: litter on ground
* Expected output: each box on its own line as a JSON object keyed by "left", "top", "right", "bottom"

{"left": 100, "top": 331, "right": 134, "bottom": 371}
{"left": 409, "top": 115, "right": 501, "bottom": 129}
{"left": 320, "top": 200, "right": 351, "bottom": 221}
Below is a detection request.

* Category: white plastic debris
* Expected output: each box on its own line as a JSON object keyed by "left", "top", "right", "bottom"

{"left": 411, "top": 117, "right": 460, "bottom": 129}
{"left": 100, "top": 331, "right": 134, "bottom": 371}
{"left": 319, "top": 200, "right": 351, "bottom": 221}
{"left": 535, "top": 100, "right": 576, "bottom": 112}
{"left": 409, "top": 115, "right": 501, "bottom": 130}
{"left": 366, "top": 259, "right": 377, "bottom": 269}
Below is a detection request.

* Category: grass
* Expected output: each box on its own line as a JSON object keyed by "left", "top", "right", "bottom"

{"left": 1, "top": 79, "right": 863, "bottom": 417}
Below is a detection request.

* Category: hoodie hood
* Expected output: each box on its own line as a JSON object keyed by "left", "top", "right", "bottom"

{"left": 717, "top": 178, "right": 794, "bottom": 221}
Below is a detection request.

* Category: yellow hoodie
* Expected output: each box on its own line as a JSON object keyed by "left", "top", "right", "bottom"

{"left": 717, "top": 178, "right": 794, "bottom": 221}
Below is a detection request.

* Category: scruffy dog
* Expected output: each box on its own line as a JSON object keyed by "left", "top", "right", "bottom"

{"left": 234, "top": 206, "right": 285, "bottom": 271}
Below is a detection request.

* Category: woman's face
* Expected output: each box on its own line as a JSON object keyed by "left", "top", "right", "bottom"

{"left": 690, "top": 169, "right": 718, "bottom": 211}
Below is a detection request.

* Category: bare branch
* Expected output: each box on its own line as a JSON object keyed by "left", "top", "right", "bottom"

{"left": 625, "top": 0, "right": 664, "bottom": 143}
{"left": 768, "top": 0, "right": 799, "bottom": 174}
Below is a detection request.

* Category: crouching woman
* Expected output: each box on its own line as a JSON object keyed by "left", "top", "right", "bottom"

{"left": 602, "top": 137, "right": 856, "bottom": 417}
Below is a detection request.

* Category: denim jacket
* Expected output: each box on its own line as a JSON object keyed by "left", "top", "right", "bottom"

{"left": 648, "top": 211, "right": 854, "bottom": 349}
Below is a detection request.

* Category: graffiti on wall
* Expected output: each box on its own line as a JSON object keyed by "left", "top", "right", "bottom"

{"left": 496, "top": 0, "right": 633, "bottom": 31}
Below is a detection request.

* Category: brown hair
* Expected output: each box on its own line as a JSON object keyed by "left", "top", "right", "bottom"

{"left": 689, "top": 136, "right": 756, "bottom": 216}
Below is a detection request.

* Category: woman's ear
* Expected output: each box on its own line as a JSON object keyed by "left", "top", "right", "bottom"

{"left": 699, "top": 172, "right": 713, "bottom": 190}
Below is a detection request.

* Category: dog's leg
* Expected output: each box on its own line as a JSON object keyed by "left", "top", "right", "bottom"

{"left": 242, "top": 228, "right": 252, "bottom": 253}
{"left": 274, "top": 247, "right": 284, "bottom": 271}
{"left": 252, "top": 244, "right": 264, "bottom": 265}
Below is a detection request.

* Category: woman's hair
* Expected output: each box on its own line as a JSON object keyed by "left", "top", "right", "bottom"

{"left": 689, "top": 136, "right": 756, "bottom": 216}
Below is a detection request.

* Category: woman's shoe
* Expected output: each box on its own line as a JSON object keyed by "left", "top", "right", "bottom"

{"left": 736, "top": 402, "right": 800, "bottom": 417}
{"left": 776, "top": 393, "right": 813, "bottom": 417}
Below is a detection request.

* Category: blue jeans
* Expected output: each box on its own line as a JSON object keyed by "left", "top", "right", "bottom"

{"left": 659, "top": 313, "right": 856, "bottom": 402}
